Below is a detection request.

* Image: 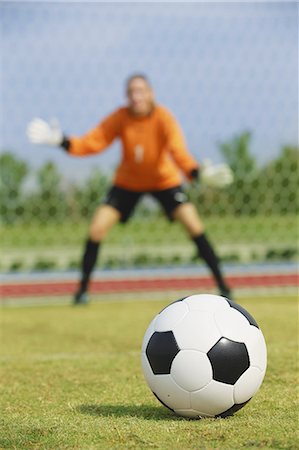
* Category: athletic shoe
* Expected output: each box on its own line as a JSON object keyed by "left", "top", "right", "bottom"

{"left": 73, "top": 289, "right": 89, "bottom": 306}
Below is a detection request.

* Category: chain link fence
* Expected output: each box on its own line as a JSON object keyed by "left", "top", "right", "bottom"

{"left": 1, "top": 2, "right": 298, "bottom": 274}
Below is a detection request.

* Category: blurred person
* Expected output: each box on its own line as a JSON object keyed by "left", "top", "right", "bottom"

{"left": 27, "top": 74, "right": 233, "bottom": 305}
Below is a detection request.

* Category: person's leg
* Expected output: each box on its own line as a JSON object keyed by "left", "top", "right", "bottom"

{"left": 74, "top": 186, "right": 142, "bottom": 305}
{"left": 172, "top": 202, "right": 232, "bottom": 298}
{"left": 74, "top": 204, "right": 121, "bottom": 304}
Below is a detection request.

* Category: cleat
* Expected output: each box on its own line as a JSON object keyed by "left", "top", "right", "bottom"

{"left": 73, "top": 289, "right": 89, "bottom": 306}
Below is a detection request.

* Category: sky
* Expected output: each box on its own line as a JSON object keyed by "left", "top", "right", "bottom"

{"left": 0, "top": 1, "right": 298, "bottom": 182}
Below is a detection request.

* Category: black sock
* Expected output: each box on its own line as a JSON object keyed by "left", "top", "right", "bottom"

{"left": 79, "top": 239, "right": 100, "bottom": 292}
{"left": 193, "top": 233, "right": 229, "bottom": 293}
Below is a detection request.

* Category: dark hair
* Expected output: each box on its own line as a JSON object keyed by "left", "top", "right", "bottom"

{"left": 126, "top": 73, "right": 151, "bottom": 91}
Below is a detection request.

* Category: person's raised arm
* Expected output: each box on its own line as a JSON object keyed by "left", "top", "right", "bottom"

{"left": 162, "top": 109, "right": 233, "bottom": 188}
{"left": 27, "top": 109, "right": 122, "bottom": 157}
{"left": 26, "top": 118, "right": 64, "bottom": 147}
{"left": 162, "top": 108, "right": 199, "bottom": 180}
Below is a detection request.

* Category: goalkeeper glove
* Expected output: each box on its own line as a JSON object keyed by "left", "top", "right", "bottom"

{"left": 198, "top": 160, "right": 234, "bottom": 188}
{"left": 27, "top": 118, "right": 63, "bottom": 146}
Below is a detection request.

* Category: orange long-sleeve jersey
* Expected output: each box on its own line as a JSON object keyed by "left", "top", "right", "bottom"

{"left": 68, "top": 105, "right": 199, "bottom": 191}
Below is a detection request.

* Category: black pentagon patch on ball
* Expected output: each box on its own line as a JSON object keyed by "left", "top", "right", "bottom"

{"left": 225, "top": 299, "right": 259, "bottom": 328}
{"left": 146, "top": 331, "right": 180, "bottom": 374}
{"left": 207, "top": 337, "right": 250, "bottom": 384}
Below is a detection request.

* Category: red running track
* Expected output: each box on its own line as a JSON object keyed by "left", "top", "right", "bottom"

{"left": 1, "top": 273, "right": 298, "bottom": 298}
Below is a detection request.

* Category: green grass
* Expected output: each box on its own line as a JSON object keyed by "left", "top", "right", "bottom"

{"left": 1, "top": 215, "right": 297, "bottom": 248}
{"left": 0, "top": 295, "right": 298, "bottom": 449}
{"left": 1, "top": 215, "right": 297, "bottom": 271}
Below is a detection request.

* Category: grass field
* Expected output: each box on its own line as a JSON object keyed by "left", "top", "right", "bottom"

{"left": 1, "top": 215, "right": 297, "bottom": 271}
{"left": 2, "top": 215, "right": 297, "bottom": 248}
{"left": 1, "top": 294, "right": 298, "bottom": 449}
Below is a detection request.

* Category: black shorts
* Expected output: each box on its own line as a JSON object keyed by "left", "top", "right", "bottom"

{"left": 103, "top": 185, "right": 189, "bottom": 223}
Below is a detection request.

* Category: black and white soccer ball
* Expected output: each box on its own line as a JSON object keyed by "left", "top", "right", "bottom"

{"left": 141, "top": 294, "right": 267, "bottom": 418}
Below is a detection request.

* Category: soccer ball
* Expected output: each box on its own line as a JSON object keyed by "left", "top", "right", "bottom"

{"left": 141, "top": 294, "right": 267, "bottom": 418}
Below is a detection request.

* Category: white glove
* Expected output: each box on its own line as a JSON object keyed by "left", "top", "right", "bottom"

{"left": 27, "top": 118, "right": 63, "bottom": 146}
{"left": 201, "top": 159, "right": 234, "bottom": 188}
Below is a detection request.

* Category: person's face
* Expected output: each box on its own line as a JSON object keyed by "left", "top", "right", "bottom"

{"left": 127, "top": 78, "right": 154, "bottom": 116}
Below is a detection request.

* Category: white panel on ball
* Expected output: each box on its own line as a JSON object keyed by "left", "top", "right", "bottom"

{"left": 173, "top": 310, "right": 221, "bottom": 353}
{"left": 245, "top": 328, "right": 267, "bottom": 372}
{"left": 152, "top": 375, "right": 191, "bottom": 411}
{"left": 155, "top": 302, "right": 189, "bottom": 332}
{"left": 141, "top": 317, "right": 157, "bottom": 353}
{"left": 141, "top": 354, "right": 190, "bottom": 410}
{"left": 174, "top": 408, "right": 213, "bottom": 418}
{"left": 141, "top": 353, "right": 158, "bottom": 388}
{"left": 234, "top": 366, "right": 265, "bottom": 404}
{"left": 191, "top": 380, "right": 234, "bottom": 417}
{"left": 214, "top": 308, "right": 251, "bottom": 341}
{"left": 185, "top": 294, "right": 230, "bottom": 313}
{"left": 171, "top": 350, "right": 212, "bottom": 392}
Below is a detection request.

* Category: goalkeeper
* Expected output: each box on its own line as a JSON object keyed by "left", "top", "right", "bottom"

{"left": 27, "top": 74, "right": 233, "bottom": 305}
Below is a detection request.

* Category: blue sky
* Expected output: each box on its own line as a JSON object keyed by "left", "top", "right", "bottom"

{"left": 1, "top": 1, "right": 298, "bottom": 182}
